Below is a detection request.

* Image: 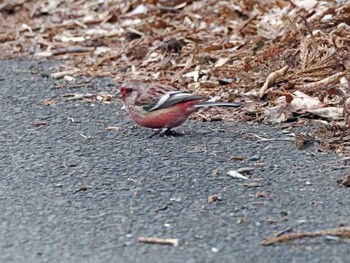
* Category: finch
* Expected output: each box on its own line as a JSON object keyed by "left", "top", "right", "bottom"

{"left": 119, "top": 80, "right": 240, "bottom": 137}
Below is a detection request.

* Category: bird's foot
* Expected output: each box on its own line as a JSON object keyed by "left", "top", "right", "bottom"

{"left": 149, "top": 128, "right": 185, "bottom": 138}
{"left": 161, "top": 129, "right": 185, "bottom": 137}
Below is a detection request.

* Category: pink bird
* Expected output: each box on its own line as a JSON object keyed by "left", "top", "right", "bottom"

{"left": 119, "top": 80, "right": 240, "bottom": 137}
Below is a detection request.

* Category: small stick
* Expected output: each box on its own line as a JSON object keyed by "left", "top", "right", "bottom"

{"left": 0, "top": 34, "right": 16, "bottom": 43}
{"left": 52, "top": 46, "right": 94, "bottom": 55}
{"left": 138, "top": 237, "right": 179, "bottom": 247}
{"left": 261, "top": 227, "right": 350, "bottom": 246}
{"left": 51, "top": 69, "right": 80, "bottom": 79}
{"left": 79, "top": 133, "right": 93, "bottom": 141}
{"left": 97, "top": 52, "right": 122, "bottom": 66}
{"left": 248, "top": 133, "right": 294, "bottom": 142}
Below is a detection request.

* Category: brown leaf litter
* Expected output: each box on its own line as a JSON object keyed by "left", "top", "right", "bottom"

{"left": 1, "top": 0, "right": 350, "bottom": 152}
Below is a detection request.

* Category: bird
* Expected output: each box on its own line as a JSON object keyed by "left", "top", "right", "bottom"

{"left": 119, "top": 80, "right": 240, "bottom": 137}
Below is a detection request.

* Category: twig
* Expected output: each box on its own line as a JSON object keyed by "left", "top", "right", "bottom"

{"left": 73, "top": 185, "right": 88, "bottom": 194}
{"left": 51, "top": 69, "right": 80, "bottom": 79}
{"left": 261, "top": 227, "right": 350, "bottom": 246}
{"left": 52, "top": 46, "right": 94, "bottom": 56}
{"left": 97, "top": 52, "right": 122, "bottom": 66}
{"left": 32, "top": 121, "right": 48, "bottom": 127}
{"left": 80, "top": 133, "right": 93, "bottom": 141}
{"left": 157, "top": 5, "right": 183, "bottom": 12}
{"left": 195, "top": 112, "right": 209, "bottom": 121}
{"left": 275, "top": 220, "right": 306, "bottom": 237}
{"left": 295, "top": 71, "right": 348, "bottom": 91}
{"left": 248, "top": 133, "right": 294, "bottom": 142}
{"left": 138, "top": 237, "right": 179, "bottom": 247}
{"left": 0, "top": 33, "right": 16, "bottom": 43}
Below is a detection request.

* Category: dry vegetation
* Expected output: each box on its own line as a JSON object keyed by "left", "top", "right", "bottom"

{"left": 1, "top": 0, "right": 350, "bottom": 151}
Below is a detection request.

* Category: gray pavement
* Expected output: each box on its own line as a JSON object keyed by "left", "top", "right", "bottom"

{"left": 1, "top": 59, "right": 350, "bottom": 263}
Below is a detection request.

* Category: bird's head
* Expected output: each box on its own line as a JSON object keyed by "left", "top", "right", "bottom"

{"left": 119, "top": 80, "right": 141, "bottom": 101}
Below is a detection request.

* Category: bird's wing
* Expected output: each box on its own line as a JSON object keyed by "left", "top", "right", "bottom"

{"left": 135, "top": 83, "right": 202, "bottom": 112}
{"left": 144, "top": 91, "right": 202, "bottom": 112}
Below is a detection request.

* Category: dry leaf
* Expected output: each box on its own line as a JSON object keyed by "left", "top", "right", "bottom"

{"left": 290, "top": 91, "right": 322, "bottom": 111}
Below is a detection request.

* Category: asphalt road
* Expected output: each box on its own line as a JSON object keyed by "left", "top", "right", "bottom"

{"left": 1, "top": 60, "right": 350, "bottom": 263}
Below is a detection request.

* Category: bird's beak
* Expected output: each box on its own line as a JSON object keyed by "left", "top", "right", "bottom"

{"left": 116, "top": 89, "right": 122, "bottom": 99}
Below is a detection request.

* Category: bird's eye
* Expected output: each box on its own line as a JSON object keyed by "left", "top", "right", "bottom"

{"left": 126, "top": 88, "right": 133, "bottom": 93}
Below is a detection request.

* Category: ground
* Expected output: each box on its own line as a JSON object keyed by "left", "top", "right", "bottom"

{"left": 1, "top": 59, "right": 350, "bottom": 263}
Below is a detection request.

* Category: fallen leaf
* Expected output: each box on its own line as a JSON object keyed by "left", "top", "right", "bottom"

{"left": 264, "top": 104, "right": 288, "bottom": 123}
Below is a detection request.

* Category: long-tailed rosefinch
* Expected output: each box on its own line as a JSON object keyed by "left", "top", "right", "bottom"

{"left": 119, "top": 80, "right": 240, "bottom": 137}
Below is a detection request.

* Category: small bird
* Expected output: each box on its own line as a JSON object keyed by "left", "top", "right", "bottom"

{"left": 119, "top": 80, "right": 240, "bottom": 137}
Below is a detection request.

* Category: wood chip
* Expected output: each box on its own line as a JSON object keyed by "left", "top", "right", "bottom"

{"left": 41, "top": 98, "right": 57, "bottom": 106}
{"left": 255, "top": 191, "right": 269, "bottom": 198}
{"left": 237, "top": 216, "right": 246, "bottom": 224}
{"left": 63, "top": 75, "right": 75, "bottom": 82}
{"left": 208, "top": 194, "right": 220, "bottom": 202}
{"left": 227, "top": 170, "right": 249, "bottom": 180}
{"left": 242, "top": 181, "right": 260, "bottom": 187}
{"left": 138, "top": 237, "right": 179, "bottom": 247}
{"left": 337, "top": 174, "right": 350, "bottom": 187}
{"left": 32, "top": 121, "right": 48, "bottom": 127}
{"left": 106, "top": 126, "right": 122, "bottom": 131}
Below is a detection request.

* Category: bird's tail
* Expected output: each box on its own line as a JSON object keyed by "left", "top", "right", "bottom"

{"left": 194, "top": 101, "right": 241, "bottom": 108}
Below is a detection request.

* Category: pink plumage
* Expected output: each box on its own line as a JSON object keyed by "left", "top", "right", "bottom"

{"left": 119, "top": 80, "right": 240, "bottom": 137}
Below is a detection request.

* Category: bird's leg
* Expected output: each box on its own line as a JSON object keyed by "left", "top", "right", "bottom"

{"left": 149, "top": 128, "right": 185, "bottom": 138}
{"left": 148, "top": 129, "right": 162, "bottom": 138}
